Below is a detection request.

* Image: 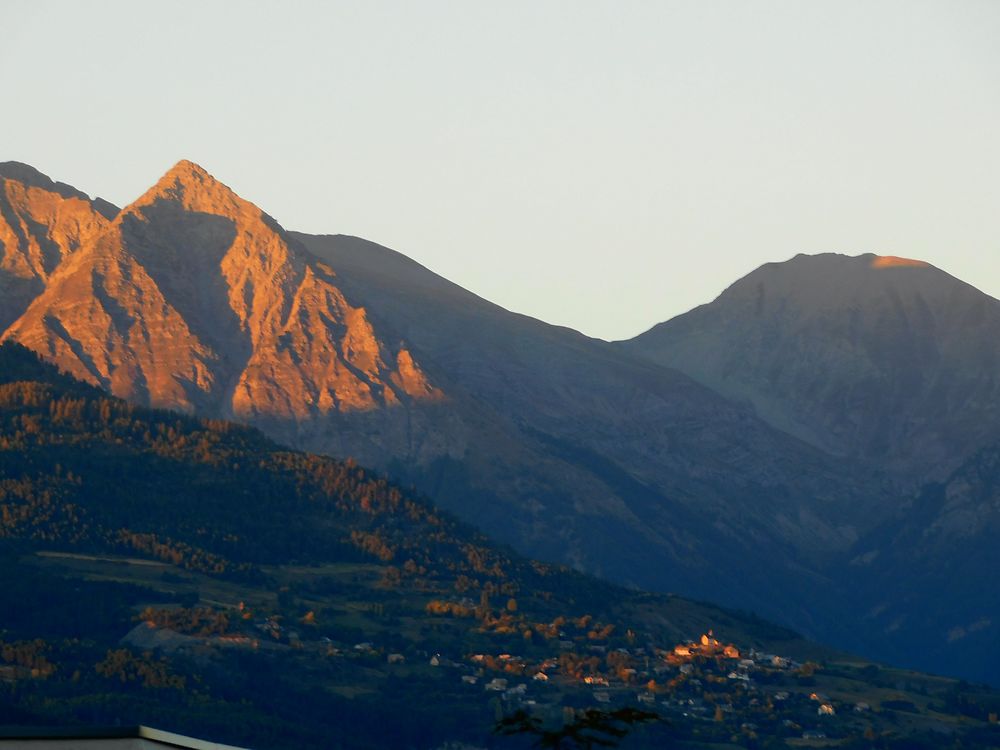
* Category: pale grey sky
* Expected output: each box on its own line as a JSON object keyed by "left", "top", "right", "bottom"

{"left": 2, "top": 0, "right": 998, "bottom": 340}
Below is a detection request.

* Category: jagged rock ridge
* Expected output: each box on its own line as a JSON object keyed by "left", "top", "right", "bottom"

{"left": 0, "top": 161, "right": 117, "bottom": 330}
{"left": 2, "top": 160, "right": 441, "bottom": 420}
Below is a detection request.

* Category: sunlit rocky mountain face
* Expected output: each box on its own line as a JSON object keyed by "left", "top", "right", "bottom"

{"left": 1, "top": 161, "right": 996, "bottom": 685}
{"left": 0, "top": 162, "right": 117, "bottom": 331}
{"left": 4, "top": 160, "right": 440, "bottom": 420}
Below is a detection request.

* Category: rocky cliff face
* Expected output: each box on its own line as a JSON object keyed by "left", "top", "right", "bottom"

{"left": 2, "top": 161, "right": 440, "bottom": 421}
{"left": 623, "top": 252, "right": 1000, "bottom": 485}
{"left": 0, "top": 162, "right": 117, "bottom": 330}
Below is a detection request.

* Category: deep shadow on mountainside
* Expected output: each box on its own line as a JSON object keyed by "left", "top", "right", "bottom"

{"left": 293, "top": 233, "right": 890, "bottom": 624}
{"left": 0, "top": 341, "right": 998, "bottom": 750}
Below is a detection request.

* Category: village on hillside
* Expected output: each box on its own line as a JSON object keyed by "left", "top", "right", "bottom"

{"left": 120, "top": 598, "right": 958, "bottom": 747}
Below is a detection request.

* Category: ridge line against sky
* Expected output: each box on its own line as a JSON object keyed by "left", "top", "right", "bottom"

{"left": 2, "top": 0, "right": 998, "bottom": 341}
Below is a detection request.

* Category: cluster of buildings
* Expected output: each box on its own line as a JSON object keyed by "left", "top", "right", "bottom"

{"left": 137, "top": 604, "right": 889, "bottom": 745}
{"left": 414, "top": 630, "right": 875, "bottom": 743}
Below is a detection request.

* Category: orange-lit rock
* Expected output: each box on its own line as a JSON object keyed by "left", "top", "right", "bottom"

{"left": 3, "top": 160, "right": 442, "bottom": 423}
{"left": 870, "top": 255, "right": 929, "bottom": 269}
{"left": 0, "top": 162, "right": 116, "bottom": 330}
{"left": 391, "top": 349, "right": 444, "bottom": 401}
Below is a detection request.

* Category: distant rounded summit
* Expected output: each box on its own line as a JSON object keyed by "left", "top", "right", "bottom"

{"left": 625, "top": 251, "right": 1000, "bottom": 480}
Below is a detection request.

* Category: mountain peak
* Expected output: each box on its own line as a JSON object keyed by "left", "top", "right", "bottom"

{"left": 0, "top": 161, "right": 119, "bottom": 328}
{"left": 735, "top": 252, "right": 957, "bottom": 308}
{"left": 130, "top": 159, "right": 256, "bottom": 221}
{"left": 147, "top": 158, "right": 227, "bottom": 195}
{"left": 162, "top": 158, "right": 214, "bottom": 183}
{"left": 6, "top": 160, "right": 444, "bottom": 421}
{"left": 784, "top": 251, "right": 933, "bottom": 270}
{"left": 625, "top": 250, "right": 1000, "bottom": 481}
{"left": 0, "top": 161, "right": 83, "bottom": 199}
{"left": 0, "top": 161, "right": 117, "bottom": 218}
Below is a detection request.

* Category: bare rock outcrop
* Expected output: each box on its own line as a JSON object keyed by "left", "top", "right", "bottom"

{"left": 0, "top": 161, "right": 116, "bottom": 330}
{"left": 3, "top": 161, "right": 441, "bottom": 420}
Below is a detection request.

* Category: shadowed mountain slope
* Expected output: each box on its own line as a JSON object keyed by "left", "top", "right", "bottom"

{"left": 293, "top": 234, "right": 890, "bottom": 626}
{"left": 623, "top": 252, "right": 1000, "bottom": 484}
{"left": 841, "top": 438, "right": 1000, "bottom": 685}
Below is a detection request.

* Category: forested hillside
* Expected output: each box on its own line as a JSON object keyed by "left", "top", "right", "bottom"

{"left": 1, "top": 342, "right": 998, "bottom": 749}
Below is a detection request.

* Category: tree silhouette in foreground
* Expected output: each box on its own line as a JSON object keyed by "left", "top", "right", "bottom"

{"left": 495, "top": 707, "right": 662, "bottom": 749}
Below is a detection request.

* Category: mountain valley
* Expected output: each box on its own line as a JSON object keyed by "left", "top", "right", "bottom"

{"left": 0, "top": 160, "right": 997, "bottom": 691}
{"left": 0, "top": 342, "right": 997, "bottom": 749}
